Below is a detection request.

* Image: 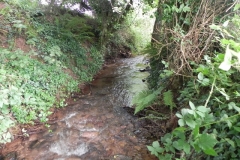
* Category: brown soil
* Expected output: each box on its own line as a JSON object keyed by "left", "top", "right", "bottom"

{"left": 14, "top": 37, "right": 31, "bottom": 52}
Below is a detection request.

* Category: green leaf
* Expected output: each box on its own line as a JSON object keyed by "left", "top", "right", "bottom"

{"left": 152, "top": 141, "right": 160, "bottom": 148}
{"left": 219, "top": 45, "right": 233, "bottom": 71}
{"left": 183, "top": 142, "right": 191, "bottom": 154}
{"left": 217, "top": 88, "right": 230, "bottom": 100}
{"left": 178, "top": 119, "right": 185, "bottom": 126}
{"left": 163, "top": 90, "right": 176, "bottom": 108}
{"left": 197, "top": 106, "right": 209, "bottom": 113}
{"left": 196, "top": 111, "right": 205, "bottom": 118}
{"left": 155, "top": 147, "right": 164, "bottom": 153}
{"left": 222, "top": 20, "right": 229, "bottom": 27}
{"left": 196, "top": 134, "right": 218, "bottom": 156}
{"left": 159, "top": 154, "right": 173, "bottom": 160}
{"left": 173, "top": 139, "right": 190, "bottom": 154}
{"left": 182, "top": 6, "right": 190, "bottom": 12}
{"left": 189, "top": 101, "right": 195, "bottom": 110}
{"left": 1, "top": 105, "right": 10, "bottom": 115}
{"left": 197, "top": 73, "right": 204, "bottom": 81}
{"left": 176, "top": 113, "right": 182, "bottom": 118}
{"left": 234, "top": 4, "right": 240, "bottom": 11}
{"left": 225, "top": 138, "right": 235, "bottom": 147}
{"left": 187, "top": 109, "right": 194, "bottom": 115}
{"left": 147, "top": 146, "right": 158, "bottom": 156}
{"left": 193, "top": 126, "right": 199, "bottom": 138}
{"left": 210, "top": 24, "right": 222, "bottom": 30}
{"left": 0, "top": 101, "right": 3, "bottom": 108}
{"left": 233, "top": 126, "right": 240, "bottom": 132}
{"left": 185, "top": 116, "right": 196, "bottom": 128}
{"left": 202, "top": 78, "right": 210, "bottom": 86}
{"left": 204, "top": 148, "right": 217, "bottom": 156}
{"left": 173, "top": 141, "right": 181, "bottom": 150}
{"left": 228, "top": 102, "right": 240, "bottom": 112}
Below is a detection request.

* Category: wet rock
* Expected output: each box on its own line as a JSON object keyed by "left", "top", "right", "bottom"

{"left": 80, "top": 131, "right": 98, "bottom": 138}
{"left": 139, "top": 66, "right": 150, "bottom": 72}
{"left": 112, "top": 155, "right": 132, "bottom": 160}
{"left": 3, "top": 152, "right": 17, "bottom": 160}
{"left": 128, "top": 136, "right": 138, "bottom": 143}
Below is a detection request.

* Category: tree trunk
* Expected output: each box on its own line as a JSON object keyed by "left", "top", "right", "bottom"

{"left": 151, "top": 0, "right": 162, "bottom": 44}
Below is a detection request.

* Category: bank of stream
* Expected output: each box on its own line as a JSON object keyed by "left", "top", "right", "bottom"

{"left": 0, "top": 55, "right": 158, "bottom": 160}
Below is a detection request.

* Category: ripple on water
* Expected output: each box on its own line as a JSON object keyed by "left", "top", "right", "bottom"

{"left": 49, "top": 141, "right": 89, "bottom": 156}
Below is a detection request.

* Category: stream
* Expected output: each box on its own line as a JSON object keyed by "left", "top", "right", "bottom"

{"left": 0, "top": 56, "right": 157, "bottom": 160}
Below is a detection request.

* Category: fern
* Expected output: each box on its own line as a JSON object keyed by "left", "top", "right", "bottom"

{"left": 163, "top": 90, "right": 176, "bottom": 114}
{"left": 133, "top": 87, "right": 163, "bottom": 114}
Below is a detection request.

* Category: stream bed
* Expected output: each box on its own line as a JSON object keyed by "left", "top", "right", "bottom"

{"left": 0, "top": 56, "right": 157, "bottom": 160}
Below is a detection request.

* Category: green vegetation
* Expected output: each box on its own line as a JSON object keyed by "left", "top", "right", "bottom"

{"left": 0, "top": 0, "right": 103, "bottom": 144}
{"left": 2, "top": 0, "right": 240, "bottom": 159}
{"left": 90, "top": 0, "right": 154, "bottom": 57}
{"left": 132, "top": 0, "right": 240, "bottom": 159}
{"left": 0, "top": 0, "right": 152, "bottom": 145}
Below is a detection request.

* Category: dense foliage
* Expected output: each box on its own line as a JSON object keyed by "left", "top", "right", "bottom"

{"left": 0, "top": 0, "right": 103, "bottom": 143}
{"left": 133, "top": 0, "right": 240, "bottom": 159}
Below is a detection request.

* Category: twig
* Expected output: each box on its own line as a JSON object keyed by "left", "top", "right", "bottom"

{"left": 204, "top": 76, "right": 216, "bottom": 107}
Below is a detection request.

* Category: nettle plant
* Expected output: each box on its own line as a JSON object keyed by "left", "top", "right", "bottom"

{"left": 148, "top": 14, "right": 240, "bottom": 160}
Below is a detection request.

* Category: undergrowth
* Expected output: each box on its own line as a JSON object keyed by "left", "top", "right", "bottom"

{"left": 0, "top": 48, "right": 79, "bottom": 143}
{"left": 133, "top": 2, "right": 240, "bottom": 159}
{"left": 0, "top": 1, "right": 104, "bottom": 144}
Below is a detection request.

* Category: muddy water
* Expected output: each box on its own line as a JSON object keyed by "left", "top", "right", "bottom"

{"left": 1, "top": 56, "right": 157, "bottom": 160}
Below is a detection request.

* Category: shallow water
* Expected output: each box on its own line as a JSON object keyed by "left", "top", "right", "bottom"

{"left": 1, "top": 56, "right": 157, "bottom": 160}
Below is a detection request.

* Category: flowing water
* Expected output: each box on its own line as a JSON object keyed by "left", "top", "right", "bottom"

{"left": 1, "top": 56, "right": 157, "bottom": 160}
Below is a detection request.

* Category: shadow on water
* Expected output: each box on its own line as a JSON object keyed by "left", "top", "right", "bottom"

{"left": 1, "top": 56, "right": 157, "bottom": 160}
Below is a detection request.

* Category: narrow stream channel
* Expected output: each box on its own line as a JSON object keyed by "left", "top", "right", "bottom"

{"left": 1, "top": 56, "right": 157, "bottom": 160}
